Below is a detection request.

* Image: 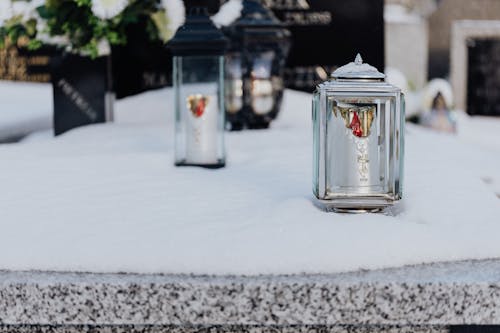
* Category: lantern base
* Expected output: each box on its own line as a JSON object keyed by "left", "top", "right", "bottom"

{"left": 227, "top": 122, "right": 245, "bottom": 131}
{"left": 315, "top": 196, "right": 398, "bottom": 214}
{"left": 331, "top": 207, "right": 384, "bottom": 214}
{"left": 175, "top": 161, "right": 225, "bottom": 169}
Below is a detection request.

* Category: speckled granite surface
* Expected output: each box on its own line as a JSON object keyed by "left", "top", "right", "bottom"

{"left": 0, "top": 260, "right": 499, "bottom": 326}
{"left": 0, "top": 325, "right": 450, "bottom": 333}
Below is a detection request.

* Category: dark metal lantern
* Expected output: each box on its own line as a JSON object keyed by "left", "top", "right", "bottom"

{"left": 167, "top": 7, "right": 228, "bottom": 168}
{"left": 223, "top": 0, "right": 291, "bottom": 130}
{"left": 167, "top": 7, "right": 228, "bottom": 57}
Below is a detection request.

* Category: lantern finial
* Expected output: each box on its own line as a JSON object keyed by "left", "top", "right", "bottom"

{"left": 355, "top": 53, "right": 363, "bottom": 65}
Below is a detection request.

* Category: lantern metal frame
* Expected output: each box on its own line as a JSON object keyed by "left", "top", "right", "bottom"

{"left": 312, "top": 54, "right": 405, "bottom": 212}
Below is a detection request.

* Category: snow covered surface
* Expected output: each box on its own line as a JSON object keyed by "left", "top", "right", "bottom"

{"left": 0, "top": 85, "right": 499, "bottom": 275}
{"left": 0, "top": 81, "right": 52, "bottom": 141}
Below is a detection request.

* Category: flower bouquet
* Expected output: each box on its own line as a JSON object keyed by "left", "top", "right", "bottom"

{"left": 0, "top": 0, "right": 184, "bottom": 57}
{"left": 0, "top": 0, "right": 185, "bottom": 135}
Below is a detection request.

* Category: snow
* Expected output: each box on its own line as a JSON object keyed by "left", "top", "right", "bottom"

{"left": 211, "top": 0, "right": 242, "bottom": 27}
{"left": 384, "top": 4, "right": 422, "bottom": 24}
{"left": 0, "top": 84, "right": 499, "bottom": 275}
{"left": 0, "top": 81, "right": 52, "bottom": 141}
{"left": 422, "top": 78, "right": 454, "bottom": 110}
{"left": 162, "top": 0, "right": 185, "bottom": 34}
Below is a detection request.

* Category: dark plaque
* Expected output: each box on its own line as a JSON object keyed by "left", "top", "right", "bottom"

{"left": 263, "top": 0, "right": 384, "bottom": 92}
{"left": 467, "top": 38, "right": 500, "bottom": 116}
{"left": 51, "top": 53, "right": 112, "bottom": 136}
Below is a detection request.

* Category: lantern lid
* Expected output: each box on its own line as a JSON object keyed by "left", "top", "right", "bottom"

{"left": 223, "top": 0, "right": 290, "bottom": 49}
{"left": 167, "top": 7, "right": 228, "bottom": 56}
{"left": 331, "top": 54, "right": 386, "bottom": 80}
{"left": 234, "top": 0, "right": 284, "bottom": 28}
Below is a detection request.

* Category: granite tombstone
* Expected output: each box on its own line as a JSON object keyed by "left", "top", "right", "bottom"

{"left": 111, "top": 19, "right": 172, "bottom": 99}
{"left": 263, "top": 0, "right": 384, "bottom": 92}
{"left": 466, "top": 38, "right": 500, "bottom": 116}
{"left": 450, "top": 20, "right": 500, "bottom": 113}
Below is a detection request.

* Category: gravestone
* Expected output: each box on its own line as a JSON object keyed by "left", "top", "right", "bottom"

{"left": 450, "top": 20, "right": 500, "bottom": 112}
{"left": 264, "top": 0, "right": 384, "bottom": 92}
{"left": 1, "top": 32, "right": 172, "bottom": 101}
{"left": 466, "top": 38, "right": 500, "bottom": 116}
{"left": 51, "top": 54, "right": 113, "bottom": 136}
{"left": 112, "top": 44, "right": 171, "bottom": 99}
{"left": 111, "top": 19, "right": 172, "bottom": 99}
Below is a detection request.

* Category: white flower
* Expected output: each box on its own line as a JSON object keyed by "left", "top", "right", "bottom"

{"left": 91, "top": 0, "right": 129, "bottom": 20}
{"left": 211, "top": 0, "right": 242, "bottom": 27}
{"left": 161, "top": 0, "right": 185, "bottom": 34}
{"left": 0, "top": 0, "right": 45, "bottom": 26}
{"left": 0, "top": 1, "right": 13, "bottom": 26}
{"left": 37, "top": 32, "right": 70, "bottom": 46}
{"left": 12, "top": 1, "right": 33, "bottom": 20}
{"left": 29, "top": 0, "right": 45, "bottom": 14}
{"left": 97, "top": 38, "right": 111, "bottom": 56}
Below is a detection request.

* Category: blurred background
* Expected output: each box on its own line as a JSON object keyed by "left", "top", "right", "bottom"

{"left": 0, "top": 0, "right": 499, "bottom": 142}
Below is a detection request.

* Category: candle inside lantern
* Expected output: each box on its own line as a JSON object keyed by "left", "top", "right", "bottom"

{"left": 329, "top": 101, "right": 383, "bottom": 194}
{"left": 182, "top": 83, "right": 219, "bottom": 164}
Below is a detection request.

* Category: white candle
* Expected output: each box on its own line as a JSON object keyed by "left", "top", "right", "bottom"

{"left": 182, "top": 83, "right": 220, "bottom": 164}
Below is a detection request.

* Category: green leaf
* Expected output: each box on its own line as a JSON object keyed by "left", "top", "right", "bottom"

{"left": 28, "top": 39, "right": 43, "bottom": 50}
{"left": 37, "top": 5, "right": 50, "bottom": 19}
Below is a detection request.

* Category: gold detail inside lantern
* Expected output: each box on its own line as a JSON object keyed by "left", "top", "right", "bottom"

{"left": 333, "top": 105, "right": 376, "bottom": 138}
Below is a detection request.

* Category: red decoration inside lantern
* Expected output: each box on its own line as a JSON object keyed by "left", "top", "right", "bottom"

{"left": 194, "top": 98, "right": 206, "bottom": 118}
{"left": 349, "top": 112, "right": 363, "bottom": 137}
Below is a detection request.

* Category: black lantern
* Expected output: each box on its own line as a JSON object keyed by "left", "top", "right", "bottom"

{"left": 222, "top": 0, "right": 291, "bottom": 130}
{"left": 167, "top": 7, "right": 228, "bottom": 168}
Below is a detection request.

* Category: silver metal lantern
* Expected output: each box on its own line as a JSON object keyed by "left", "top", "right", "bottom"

{"left": 312, "top": 54, "right": 405, "bottom": 212}
{"left": 168, "top": 7, "right": 228, "bottom": 168}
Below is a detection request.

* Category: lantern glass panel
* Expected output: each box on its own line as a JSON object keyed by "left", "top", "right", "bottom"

{"left": 174, "top": 55, "right": 225, "bottom": 166}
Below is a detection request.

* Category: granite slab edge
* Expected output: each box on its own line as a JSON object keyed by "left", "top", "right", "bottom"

{"left": 0, "top": 259, "right": 499, "bottom": 326}
{"left": 0, "top": 325, "right": 451, "bottom": 333}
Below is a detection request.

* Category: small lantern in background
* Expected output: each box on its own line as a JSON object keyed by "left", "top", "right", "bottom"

{"left": 312, "top": 54, "right": 405, "bottom": 212}
{"left": 168, "top": 7, "right": 228, "bottom": 168}
{"left": 223, "top": 0, "right": 291, "bottom": 130}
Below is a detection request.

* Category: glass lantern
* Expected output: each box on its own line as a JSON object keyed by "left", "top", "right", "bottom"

{"left": 312, "top": 54, "right": 405, "bottom": 212}
{"left": 168, "top": 7, "right": 228, "bottom": 168}
{"left": 223, "top": 0, "right": 291, "bottom": 130}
